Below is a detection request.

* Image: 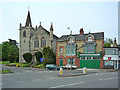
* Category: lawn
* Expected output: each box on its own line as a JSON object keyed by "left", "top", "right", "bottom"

{"left": 0, "top": 70, "right": 13, "bottom": 74}
{"left": 0, "top": 61, "right": 9, "bottom": 64}
{"left": 6, "top": 62, "right": 32, "bottom": 67}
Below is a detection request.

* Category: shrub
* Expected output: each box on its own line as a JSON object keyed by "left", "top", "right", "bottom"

{"left": 8, "top": 55, "right": 15, "bottom": 63}
{"left": 23, "top": 53, "right": 32, "bottom": 63}
{"left": 35, "top": 51, "right": 43, "bottom": 62}
{"left": 43, "top": 58, "right": 53, "bottom": 66}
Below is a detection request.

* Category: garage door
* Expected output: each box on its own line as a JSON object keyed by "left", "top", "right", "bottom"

{"left": 80, "top": 60, "right": 100, "bottom": 68}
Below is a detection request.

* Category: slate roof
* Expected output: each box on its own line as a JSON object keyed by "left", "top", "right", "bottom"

{"left": 38, "top": 24, "right": 59, "bottom": 39}
{"left": 57, "top": 32, "right": 104, "bottom": 42}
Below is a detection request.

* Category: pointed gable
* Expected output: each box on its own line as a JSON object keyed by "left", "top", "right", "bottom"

{"left": 25, "top": 11, "right": 32, "bottom": 27}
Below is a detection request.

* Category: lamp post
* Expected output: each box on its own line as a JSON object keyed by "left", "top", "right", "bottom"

{"left": 67, "top": 27, "right": 72, "bottom": 70}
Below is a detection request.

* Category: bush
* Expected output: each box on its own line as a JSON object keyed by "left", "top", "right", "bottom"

{"left": 43, "top": 58, "right": 53, "bottom": 66}
{"left": 35, "top": 51, "right": 43, "bottom": 62}
{"left": 23, "top": 53, "right": 32, "bottom": 63}
{"left": 8, "top": 55, "right": 15, "bottom": 63}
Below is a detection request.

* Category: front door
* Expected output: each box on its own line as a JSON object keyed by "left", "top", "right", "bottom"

{"left": 60, "top": 58, "right": 63, "bottom": 66}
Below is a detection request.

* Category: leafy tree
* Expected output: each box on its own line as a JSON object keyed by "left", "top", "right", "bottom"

{"left": 2, "top": 42, "right": 10, "bottom": 60}
{"left": 104, "top": 38, "right": 113, "bottom": 47}
{"left": 104, "top": 43, "right": 111, "bottom": 47}
{"left": 42, "top": 46, "right": 56, "bottom": 66}
{"left": 35, "top": 51, "right": 43, "bottom": 62}
{"left": 23, "top": 53, "right": 32, "bottom": 63}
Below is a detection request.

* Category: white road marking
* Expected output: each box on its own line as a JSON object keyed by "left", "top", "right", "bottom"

{"left": 24, "top": 77, "right": 32, "bottom": 78}
{"left": 32, "top": 79, "right": 42, "bottom": 81}
{"left": 99, "top": 79, "right": 103, "bottom": 80}
{"left": 16, "top": 81, "right": 24, "bottom": 83}
{"left": 4, "top": 78, "right": 14, "bottom": 80}
{"left": 50, "top": 82, "right": 85, "bottom": 88}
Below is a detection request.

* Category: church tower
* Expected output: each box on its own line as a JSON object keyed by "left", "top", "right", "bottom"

{"left": 19, "top": 10, "right": 33, "bottom": 63}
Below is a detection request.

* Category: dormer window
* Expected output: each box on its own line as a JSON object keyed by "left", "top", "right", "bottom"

{"left": 88, "top": 36, "right": 92, "bottom": 41}
{"left": 67, "top": 36, "right": 75, "bottom": 43}
{"left": 85, "top": 34, "right": 94, "bottom": 42}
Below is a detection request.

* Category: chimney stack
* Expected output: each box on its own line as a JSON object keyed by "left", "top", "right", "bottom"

{"left": 113, "top": 38, "right": 117, "bottom": 47}
{"left": 80, "top": 28, "right": 84, "bottom": 35}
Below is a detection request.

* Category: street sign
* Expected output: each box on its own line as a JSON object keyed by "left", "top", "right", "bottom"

{"left": 40, "top": 58, "right": 44, "bottom": 62}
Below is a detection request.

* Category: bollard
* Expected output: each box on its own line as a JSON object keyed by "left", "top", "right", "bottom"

{"left": 83, "top": 67, "right": 87, "bottom": 74}
{"left": 59, "top": 67, "right": 63, "bottom": 76}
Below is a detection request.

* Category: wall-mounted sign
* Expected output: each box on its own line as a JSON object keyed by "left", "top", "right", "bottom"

{"left": 108, "top": 57, "right": 111, "bottom": 60}
{"left": 104, "top": 61, "right": 113, "bottom": 66}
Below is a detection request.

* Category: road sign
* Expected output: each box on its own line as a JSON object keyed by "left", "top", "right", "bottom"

{"left": 40, "top": 58, "right": 44, "bottom": 62}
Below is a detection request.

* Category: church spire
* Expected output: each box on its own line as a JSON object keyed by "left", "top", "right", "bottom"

{"left": 50, "top": 22, "right": 53, "bottom": 31}
{"left": 25, "top": 10, "right": 32, "bottom": 27}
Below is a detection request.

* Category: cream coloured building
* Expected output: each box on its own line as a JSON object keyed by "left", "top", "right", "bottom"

{"left": 19, "top": 11, "right": 58, "bottom": 63}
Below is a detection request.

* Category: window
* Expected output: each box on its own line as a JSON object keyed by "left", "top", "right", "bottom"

{"left": 60, "top": 47, "right": 63, "bottom": 53}
{"left": 88, "top": 36, "right": 92, "bottom": 41}
{"left": 67, "top": 58, "right": 75, "bottom": 65}
{"left": 23, "top": 31, "right": 26, "bottom": 37}
{"left": 34, "top": 40, "right": 39, "bottom": 48}
{"left": 66, "top": 45, "right": 76, "bottom": 55}
{"left": 87, "top": 57, "right": 90, "bottom": 60}
{"left": 93, "top": 57, "right": 100, "bottom": 60}
{"left": 41, "top": 38, "right": 46, "bottom": 47}
{"left": 80, "top": 57, "right": 85, "bottom": 60}
{"left": 105, "top": 49, "right": 118, "bottom": 55}
{"left": 84, "top": 46, "right": 95, "bottom": 53}
{"left": 68, "top": 37, "right": 74, "bottom": 43}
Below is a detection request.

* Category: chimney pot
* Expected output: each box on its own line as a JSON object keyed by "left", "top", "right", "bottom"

{"left": 80, "top": 28, "right": 84, "bottom": 35}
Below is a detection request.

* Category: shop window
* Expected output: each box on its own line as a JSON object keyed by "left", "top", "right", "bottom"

{"left": 93, "top": 57, "right": 100, "bottom": 60}
{"left": 87, "top": 57, "right": 91, "bottom": 60}
{"left": 80, "top": 57, "right": 85, "bottom": 60}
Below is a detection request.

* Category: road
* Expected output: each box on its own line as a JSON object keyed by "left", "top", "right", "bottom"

{"left": 1, "top": 66, "right": 119, "bottom": 88}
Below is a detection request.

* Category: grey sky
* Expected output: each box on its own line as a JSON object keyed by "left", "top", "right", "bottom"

{"left": 0, "top": 1, "right": 118, "bottom": 44}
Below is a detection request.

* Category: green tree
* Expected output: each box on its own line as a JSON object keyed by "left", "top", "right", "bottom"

{"left": 42, "top": 46, "right": 56, "bottom": 65}
{"left": 35, "top": 51, "right": 43, "bottom": 62}
{"left": 104, "top": 38, "right": 113, "bottom": 47}
{"left": 2, "top": 39, "right": 19, "bottom": 62}
{"left": 2, "top": 42, "right": 10, "bottom": 60}
{"left": 23, "top": 53, "right": 32, "bottom": 63}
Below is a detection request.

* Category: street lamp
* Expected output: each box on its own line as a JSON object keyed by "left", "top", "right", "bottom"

{"left": 67, "top": 27, "right": 72, "bottom": 70}
{"left": 67, "top": 27, "right": 72, "bottom": 35}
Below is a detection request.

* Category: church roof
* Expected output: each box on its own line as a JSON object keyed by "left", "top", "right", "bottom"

{"left": 57, "top": 32, "right": 104, "bottom": 42}
{"left": 38, "top": 24, "right": 58, "bottom": 39}
{"left": 25, "top": 11, "right": 32, "bottom": 27}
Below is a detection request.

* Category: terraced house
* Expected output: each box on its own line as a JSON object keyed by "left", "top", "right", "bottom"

{"left": 56, "top": 28, "right": 104, "bottom": 68}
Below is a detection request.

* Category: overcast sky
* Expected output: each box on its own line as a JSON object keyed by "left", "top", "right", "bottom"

{"left": 0, "top": 0, "right": 119, "bottom": 44}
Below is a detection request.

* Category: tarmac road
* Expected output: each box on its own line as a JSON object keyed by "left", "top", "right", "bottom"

{"left": 1, "top": 65, "right": 119, "bottom": 88}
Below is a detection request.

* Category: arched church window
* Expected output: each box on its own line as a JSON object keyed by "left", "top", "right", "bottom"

{"left": 41, "top": 38, "right": 46, "bottom": 47}
{"left": 34, "top": 39, "right": 39, "bottom": 48}
{"left": 23, "top": 31, "right": 26, "bottom": 37}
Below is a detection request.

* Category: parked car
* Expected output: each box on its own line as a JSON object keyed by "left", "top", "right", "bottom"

{"left": 45, "top": 64, "right": 60, "bottom": 70}
{"left": 65, "top": 64, "right": 78, "bottom": 69}
{"left": 60, "top": 65, "right": 66, "bottom": 69}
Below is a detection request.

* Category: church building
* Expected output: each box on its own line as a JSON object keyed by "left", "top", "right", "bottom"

{"left": 19, "top": 11, "right": 58, "bottom": 63}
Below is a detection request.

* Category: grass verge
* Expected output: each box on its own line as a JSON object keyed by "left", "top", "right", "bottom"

{"left": 0, "top": 70, "right": 13, "bottom": 74}
{"left": 0, "top": 61, "right": 9, "bottom": 64}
